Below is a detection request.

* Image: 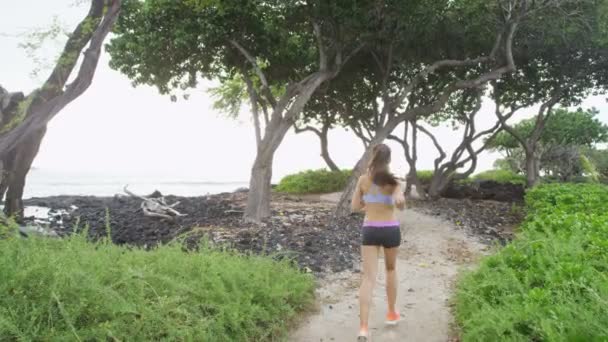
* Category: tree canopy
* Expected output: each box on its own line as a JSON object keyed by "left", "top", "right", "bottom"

{"left": 489, "top": 108, "right": 608, "bottom": 152}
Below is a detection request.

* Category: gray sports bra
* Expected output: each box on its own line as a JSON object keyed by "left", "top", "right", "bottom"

{"left": 362, "top": 183, "right": 394, "bottom": 205}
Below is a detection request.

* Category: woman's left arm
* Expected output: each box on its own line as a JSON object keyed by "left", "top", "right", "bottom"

{"left": 392, "top": 182, "right": 406, "bottom": 210}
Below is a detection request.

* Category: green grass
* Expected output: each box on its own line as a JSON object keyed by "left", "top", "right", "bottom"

{"left": 454, "top": 183, "right": 608, "bottom": 341}
{"left": 472, "top": 169, "right": 526, "bottom": 185}
{"left": 276, "top": 169, "right": 351, "bottom": 194}
{"left": 0, "top": 227, "right": 315, "bottom": 341}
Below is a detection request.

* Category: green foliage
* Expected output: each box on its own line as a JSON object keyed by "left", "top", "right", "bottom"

{"left": 108, "top": 0, "right": 366, "bottom": 98}
{"left": 208, "top": 73, "right": 247, "bottom": 118}
{"left": 416, "top": 170, "right": 435, "bottom": 184}
{"left": 17, "top": 16, "right": 70, "bottom": 79}
{"left": 276, "top": 169, "right": 352, "bottom": 194}
{"left": 455, "top": 183, "right": 608, "bottom": 341}
{"left": 488, "top": 108, "right": 608, "bottom": 153}
{"left": 544, "top": 108, "right": 608, "bottom": 147}
{"left": 0, "top": 233, "right": 314, "bottom": 341}
{"left": 580, "top": 154, "right": 600, "bottom": 182}
{"left": 585, "top": 148, "right": 608, "bottom": 183}
{"left": 473, "top": 169, "right": 526, "bottom": 185}
{"left": 488, "top": 109, "right": 608, "bottom": 182}
{"left": 524, "top": 183, "right": 608, "bottom": 216}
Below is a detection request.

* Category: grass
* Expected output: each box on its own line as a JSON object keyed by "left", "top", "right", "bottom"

{"left": 454, "top": 183, "right": 608, "bottom": 341}
{"left": 471, "top": 169, "right": 526, "bottom": 185}
{"left": 416, "top": 170, "right": 434, "bottom": 184}
{"left": 276, "top": 169, "right": 351, "bottom": 194}
{"left": 0, "top": 225, "right": 315, "bottom": 341}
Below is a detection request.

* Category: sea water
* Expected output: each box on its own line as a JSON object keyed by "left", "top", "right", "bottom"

{"left": 24, "top": 168, "right": 248, "bottom": 198}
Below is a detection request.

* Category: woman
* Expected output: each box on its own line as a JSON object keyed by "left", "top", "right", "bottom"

{"left": 351, "top": 144, "right": 405, "bottom": 341}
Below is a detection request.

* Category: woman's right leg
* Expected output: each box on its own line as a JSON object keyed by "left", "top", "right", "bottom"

{"left": 359, "top": 245, "right": 379, "bottom": 336}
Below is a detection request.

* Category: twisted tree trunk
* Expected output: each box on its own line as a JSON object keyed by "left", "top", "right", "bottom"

{"left": 318, "top": 124, "right": 339, "bottom": 172}
{"left": 3, "top": 127, "right": 46, "bottom": 219}
{"left": 0, "top": 0, "right": 121, "bottom": 218}
{"left": 334, "top": 124, "right": 397, "bottom": 218}
{"left": 233, "top": 24, "right": 364, "bottom": 222}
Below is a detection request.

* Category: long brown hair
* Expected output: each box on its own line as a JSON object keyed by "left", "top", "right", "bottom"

{"left": 368, "top": 144, "right": 398, "bottom": 187}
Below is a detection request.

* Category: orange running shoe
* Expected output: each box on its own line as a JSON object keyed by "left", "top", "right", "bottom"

{"left": 385, "top": 311, "right": 401, "bottom": 325}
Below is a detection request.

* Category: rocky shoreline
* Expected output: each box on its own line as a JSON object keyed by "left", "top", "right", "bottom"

{"left": 21, "top": 190, "right": 524, "bottom": 275}
{"left": 24, "top": 191, "right": 363, "bottom": 275}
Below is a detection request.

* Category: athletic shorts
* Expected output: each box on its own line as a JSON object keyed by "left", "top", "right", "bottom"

{"left": 361, "top": 221, "right": 401, "bottom": 248}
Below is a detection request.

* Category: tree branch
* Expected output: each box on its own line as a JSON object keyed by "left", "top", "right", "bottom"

{"left": 229, "top": 40, "right": 278, "bottom": 109}
{"left": 243, "top": 72, "right": 263, "bottom": 148}
{"left": 417, "top": 124, "right": 446, "bottom": 171}
{"left": 0, "top": 0, "right": 122, "bottom": 157}
{"left": 40, "top": 0, "right": 105, "bottom": 99}
{"left": 312, "top": 22, "right": 328, "bottom": 71}
{"left": 293, "top": 124, "right": 322, "bottom": 137}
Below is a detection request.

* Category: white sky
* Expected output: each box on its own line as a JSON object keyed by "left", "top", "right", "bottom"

{"left": 1, "top": 0, "right": 606, "bottom": 182}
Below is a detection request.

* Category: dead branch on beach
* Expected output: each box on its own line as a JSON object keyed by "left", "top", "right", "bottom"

{"left": 123, "top": 185, "right": 187, "bottom": 221}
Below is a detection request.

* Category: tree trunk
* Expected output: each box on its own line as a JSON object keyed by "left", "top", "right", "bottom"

{"left": 244, "top": 114, "right": 296, "bottom": 222}
{"left": 334, "top": 124, "right": 396, "bottom": 217}
{"left": 0, "top": 150, "right": 16, "bottom": 201}
{"left": 333, "top": 150, "right": 372, "bottom": 218}
{"left": 427, "top": 170, "right": 453, "bottom": 200}
{"left": 3, "top": 127, "right": 46, "bottom": 220}
{"left": 524, "top": 146, "right": 540, "bottom": 187}
{"left": 244, "top": 151, "right": 274, "bottom": 221}
{"left": 319, "top": 124, "right": 339, "bottom": 171}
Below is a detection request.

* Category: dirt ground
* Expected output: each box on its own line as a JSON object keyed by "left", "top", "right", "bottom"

{"left": 290, "top": 202, "right": 489, "bottom": 342}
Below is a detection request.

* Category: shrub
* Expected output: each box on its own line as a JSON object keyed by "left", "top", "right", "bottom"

{"left": 454, "top": 183, "right": 608, "bottom": 341}
{"left": 473, "top": 169, "right": 526, "bottom": 185}
{"left": 416, "top": 170, "right": 434, "bottom": 184}
{"left": 524, "top": 183, "right": 608, "bottom": 216}
{"left": 0, "top": 230, "right": 314, "bottom": 341}
{"left": 276, "top": 169, "right": 351, "bottom": 194}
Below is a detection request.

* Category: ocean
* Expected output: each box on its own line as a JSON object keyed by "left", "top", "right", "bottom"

{"left": 24, "top": 168, "right": 249, "bottom": 199}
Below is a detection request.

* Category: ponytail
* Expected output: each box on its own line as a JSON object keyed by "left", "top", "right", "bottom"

{"left": 368, "top": 144, "right": 398, "bottom": 187}
{"left": 372, "top": 170, "right": 398, "bottom": 187}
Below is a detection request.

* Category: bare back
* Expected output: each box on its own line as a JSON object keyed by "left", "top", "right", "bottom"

{"left": 357, "top": 174, "right": 398, "bottom": 222}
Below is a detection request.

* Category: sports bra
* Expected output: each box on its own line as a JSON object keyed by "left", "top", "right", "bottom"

{"left": 362, "top": 183, "right": 394, "bottom": 205}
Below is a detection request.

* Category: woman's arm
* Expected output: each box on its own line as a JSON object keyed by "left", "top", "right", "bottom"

{"left": 351, "top": 176, "right": 365, "bottom": 212}
{"left": 392, "top": 182, "right": 406, "bottom": 210}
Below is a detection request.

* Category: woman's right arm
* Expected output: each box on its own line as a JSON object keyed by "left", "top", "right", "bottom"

{"left": 351, "top": 176, "right": 365, "bottom": 212}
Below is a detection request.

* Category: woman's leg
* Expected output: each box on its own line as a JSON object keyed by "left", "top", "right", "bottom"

{"left": 359, "top": 245, "right": 379, "bottom": 335}
{"left": 383, "top": 247, "right": 399, "bottom": 314}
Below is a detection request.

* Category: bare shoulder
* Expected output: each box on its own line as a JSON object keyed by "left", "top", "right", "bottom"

{"left": 357, "top": 174, "right": 371, "bottom": 192}
{"left": 358, "top": 174, "right": 371, "bottom": 185}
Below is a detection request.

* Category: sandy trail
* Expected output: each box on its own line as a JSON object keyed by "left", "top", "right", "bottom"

{"left": 291, "top": 196, "right": 488, "bottom": 342}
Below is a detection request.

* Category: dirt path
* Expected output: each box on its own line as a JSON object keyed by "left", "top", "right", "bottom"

{"left": 291, "top": 203, "right": 488, "bottom": 342}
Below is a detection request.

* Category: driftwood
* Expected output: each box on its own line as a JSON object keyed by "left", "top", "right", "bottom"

{"left": 123, "top": 186, "right": 186, "bottom": 221}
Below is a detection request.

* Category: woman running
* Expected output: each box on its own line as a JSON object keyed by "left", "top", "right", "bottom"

{"left": 351, "top": 144, "right": 405, "bottom": 341}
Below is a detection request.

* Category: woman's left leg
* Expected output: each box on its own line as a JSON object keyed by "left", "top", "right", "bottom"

{"left": 383, "top": 246, "right": 399, "bottom": 316}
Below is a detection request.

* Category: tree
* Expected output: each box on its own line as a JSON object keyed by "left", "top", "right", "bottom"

{"left": 489, "top": 108, "right": 608, "bottom": 182}
{"left": 332, "top": 0, "right": 546, "bottom": 216}
{"left": 293, "top": 91, "right": 344, "bottom": 172}
{"left": 107, "top": 0, "right": 365, "bottom": 222}
{"left": 491, "top": 0, "right": 608, "bottom": 186}
{"left": 585, "top": 148, "right": 608, "bottom": 182}
{"left": 0, "top": 0, "right": 121, "bottom": 218}
{"left": 389, "top": 87, "right": 514, "bottom": 199}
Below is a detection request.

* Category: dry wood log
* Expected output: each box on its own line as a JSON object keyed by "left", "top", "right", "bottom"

{"left": 123, "top": 185, "right": 186, "bottom": 221}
